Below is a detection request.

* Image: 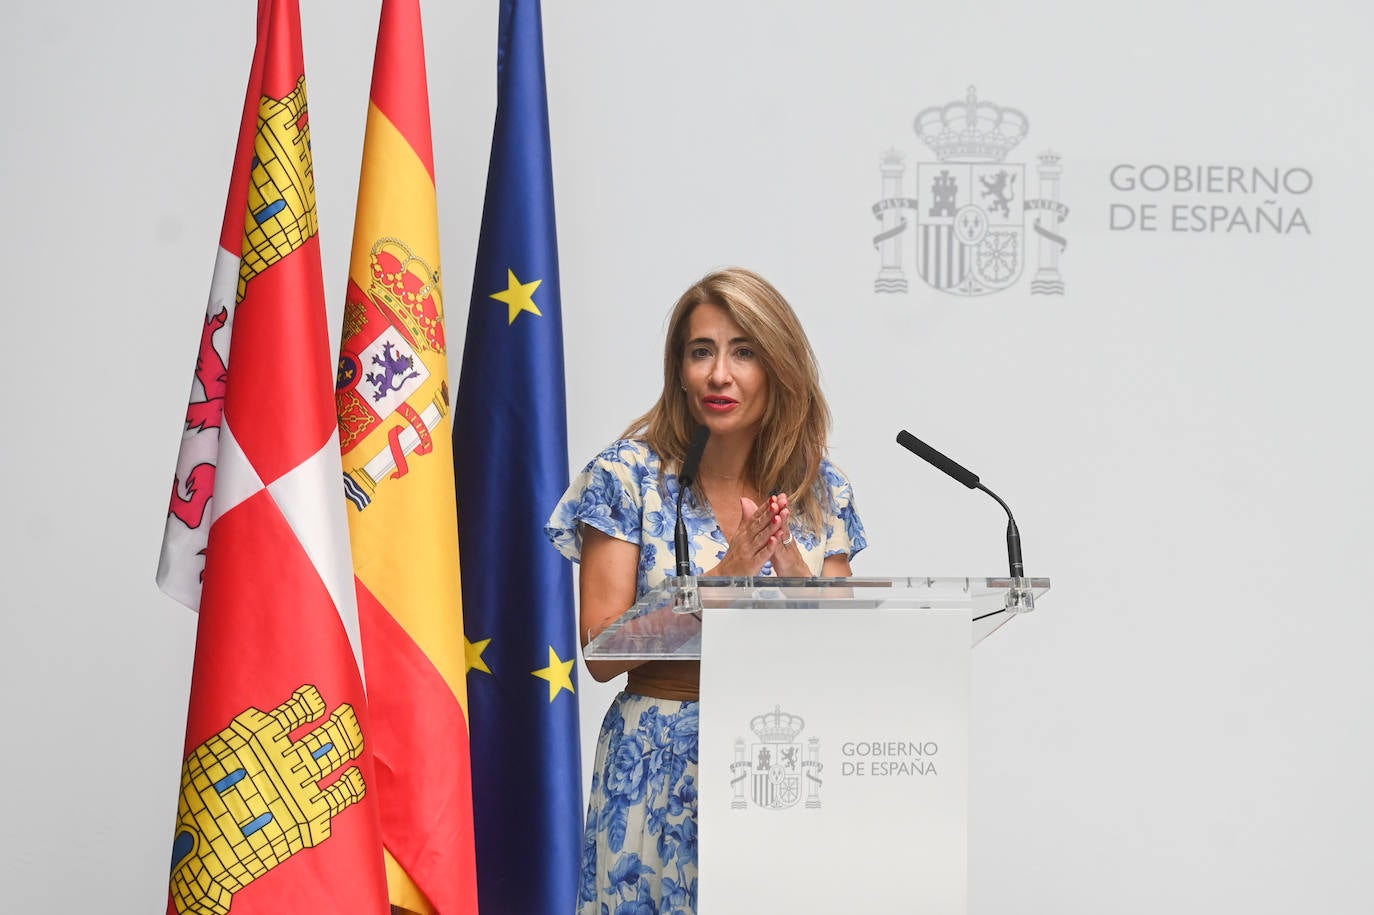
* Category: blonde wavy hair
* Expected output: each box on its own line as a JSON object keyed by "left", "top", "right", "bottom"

{"left": 623, "top": 267, "right": 833, "bottom": 531}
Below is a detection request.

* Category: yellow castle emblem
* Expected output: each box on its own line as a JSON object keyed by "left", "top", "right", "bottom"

{"left": 237, "top": 76, "right": 319, "bottom": 302}
{"left": 169, "top": 685, "right": 368, "bottom": 915}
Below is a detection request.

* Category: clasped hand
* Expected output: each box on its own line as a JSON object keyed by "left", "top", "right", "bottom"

{"left": 710, "top": 492, "right": 810, "bottom": 578}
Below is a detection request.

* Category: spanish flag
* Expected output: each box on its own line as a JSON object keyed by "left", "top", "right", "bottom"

{"left": 334, "top": 1, "right": 479, "bottom": 912}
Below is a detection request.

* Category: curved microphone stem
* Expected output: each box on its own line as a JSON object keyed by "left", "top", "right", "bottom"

{"left": 976, "top": 482, "right": 1024, "bottom": 579}
{"left": 675, "top": 424, "right": 711, "bottom": 581}
{"left": 896, "top": 429, "right": 1026, "bottom": 581}
{"left": 673, "top": 484, "right": 698, "bottom": 612}
{"left": 674, "top": 487, "right": 691, "bottom": 577}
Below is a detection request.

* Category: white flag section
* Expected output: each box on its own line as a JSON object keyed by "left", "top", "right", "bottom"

{"left": 699, "top": 606, "right": 971, "bottom": 913}
{"left": 156, "top": 245, "right": 240, "bottom": 611}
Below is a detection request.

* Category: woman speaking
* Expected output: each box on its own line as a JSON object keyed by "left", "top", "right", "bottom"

{"left": 546, "top": 267, "right": 866, "bottom": 914}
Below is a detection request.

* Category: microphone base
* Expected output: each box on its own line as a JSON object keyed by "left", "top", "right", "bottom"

{"left": 671, "top": 575, "right": 701, "bottom": 614}
{"left": 1003, "top": 578, "right": 1037, "bottom": 614}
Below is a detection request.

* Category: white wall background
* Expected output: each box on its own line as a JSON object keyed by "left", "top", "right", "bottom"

{"left": 3, "top": 1, "right": 1371, "bottom": 911}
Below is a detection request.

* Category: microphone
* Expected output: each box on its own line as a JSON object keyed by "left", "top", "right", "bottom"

{"left": 895, "top": 430, "right": 1024, "bottom": 579}
{"left": 675, "top": 424, "right": 711, "bottom": 577}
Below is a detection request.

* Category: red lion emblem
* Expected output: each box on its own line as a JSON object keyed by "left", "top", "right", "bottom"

{"left": 185, "top": 308, "right": 228, "bottom": 431}
{"left": 169, "top": 308, "right": 228, "bottom": 530}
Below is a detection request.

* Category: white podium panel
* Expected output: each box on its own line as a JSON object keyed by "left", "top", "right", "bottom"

{"left": 698, "top": 607, "right": 970, "bottom": 913}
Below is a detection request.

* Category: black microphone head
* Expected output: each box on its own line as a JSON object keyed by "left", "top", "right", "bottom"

{"left": 679, "top": 424, "right": 711, "bottom": 487}
{"left": 896, "top": 429, "right": 980, "bottom": 489}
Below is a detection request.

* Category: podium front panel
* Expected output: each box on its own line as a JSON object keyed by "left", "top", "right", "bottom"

{"left": 698, "top": 605, "right": 971, "bottom": 912}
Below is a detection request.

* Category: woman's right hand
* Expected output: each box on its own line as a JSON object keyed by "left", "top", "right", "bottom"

{"left": 708, "top": 496, "right": 787, "bottom": 577}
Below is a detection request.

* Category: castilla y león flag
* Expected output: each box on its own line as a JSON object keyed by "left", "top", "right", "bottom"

{"left": 157, "top": 2, "right": 389, "bottom": 913}
{"left": 333, "top": 1, "right": 479, "bottom": 912}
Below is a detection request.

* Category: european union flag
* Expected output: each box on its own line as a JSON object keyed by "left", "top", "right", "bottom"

{"left": 453, "top": 1, "right": 582, "bottom": 912}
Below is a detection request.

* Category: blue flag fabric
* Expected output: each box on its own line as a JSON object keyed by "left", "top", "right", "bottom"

{"left": 453, "top": 1, "right": 582, "bottom": 912}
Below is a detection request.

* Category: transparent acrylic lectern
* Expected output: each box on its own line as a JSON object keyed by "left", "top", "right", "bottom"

{"left": 583, "top": 574, "right": 1049, "bottom": 913}
{"left": 583, "top": 574, "right": 1049, "bottom": 659}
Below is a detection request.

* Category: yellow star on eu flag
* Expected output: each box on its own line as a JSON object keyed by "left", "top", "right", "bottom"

{"left": 465, "top": 635, "right": 493, "bottom": 676}
{"left": 490, "top": 268, "right": 543, "bottom": 325}
{"left": 532, "top": 645, "right": 576, "bottom": 702}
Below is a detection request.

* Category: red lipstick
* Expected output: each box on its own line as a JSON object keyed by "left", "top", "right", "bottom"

{"left": 703, "top": 396, "right": 737, "bottom": 412}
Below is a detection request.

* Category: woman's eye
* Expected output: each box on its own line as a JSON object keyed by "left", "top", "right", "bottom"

{"left": 689, "top": 346, "right": 711, "bottom": 359}
{"left": 736, "top": 347, "right": 755, "bottom": 359}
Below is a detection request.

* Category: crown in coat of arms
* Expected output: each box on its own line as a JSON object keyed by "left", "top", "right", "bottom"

{"left": 368, "top": 238, "right": 445, "bottom": 353}
{"left": 914, "top": 86, "right": 1029, "bottom": 163}
{"left": 750, "top": 705, "right": 805, "bottom": 743}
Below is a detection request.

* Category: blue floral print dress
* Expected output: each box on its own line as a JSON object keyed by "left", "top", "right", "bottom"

{"left": 546, "top": 439, "right": 867, "bottom": 915}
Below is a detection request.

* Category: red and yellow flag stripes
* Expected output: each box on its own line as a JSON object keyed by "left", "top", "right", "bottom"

{"left": 334, "top": 1, "right": 478, "bottom": 912}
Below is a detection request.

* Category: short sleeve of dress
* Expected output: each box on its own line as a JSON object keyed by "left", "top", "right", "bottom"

{"left": 545, "top": 440, "right": 648, "bottom": 563}
{"left": 820, "top": 459, "right": 869, "bottom": 559}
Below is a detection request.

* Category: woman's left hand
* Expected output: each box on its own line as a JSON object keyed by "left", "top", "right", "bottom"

{"left": 767, "top": 492, "right": 812, "bottom": 578}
